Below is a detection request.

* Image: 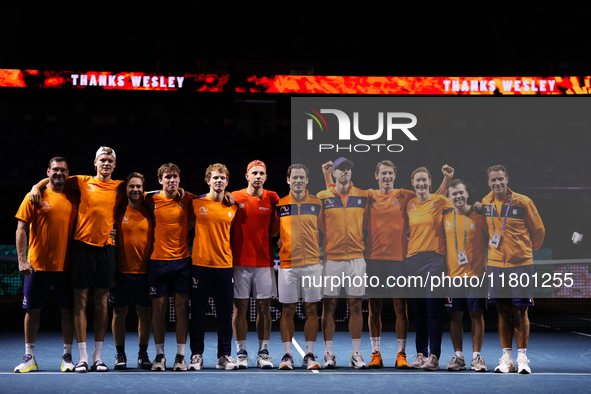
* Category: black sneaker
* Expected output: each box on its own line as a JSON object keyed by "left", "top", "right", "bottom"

{"left": 173, "top": 354, "right": 187, "bottom": 371}
{"left": 114, "top": 352, "right": 127, "bottom": 370}
{"left": 137, "top": 351, "right": 152, "bottom": 370}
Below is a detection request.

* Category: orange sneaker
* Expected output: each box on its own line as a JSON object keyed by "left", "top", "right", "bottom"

{"left": 396, "top": 351, "right": 410, "bottom": 369}
{"left": 368, "top": 350, "right": 383, "bottom": 368}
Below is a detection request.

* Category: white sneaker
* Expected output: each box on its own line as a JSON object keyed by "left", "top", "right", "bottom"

{"left": 236, "top": 350, "right": 249, "bottom": 369}
{"left": 494, "top": 354, "right": 515, "bottom": 373}
{"left": 446, "top": 355, "right": 466, "bottom": 371}
{"left": 151, "top": 354, "right": 166, "bottom": 371}
{"left": 423, "top": 354, "right": 439, "bottom": 371}
{"left": 217, "top": 355, "right": 238, "bottom": 370}
{"left": 14, "top": 354, "right": 38, "bottom": 373}
{"left": 61, "top": 354, "right": 75, "bottom": 372}
{"left": 188, "top": 354, "right": 203, "bottom": 371}
{"left": 278, "top": 353, "right": 294, "bottom": 370}
{"left": 409, "top": 353, "right": 427, "bottom": 369}
{"left": 173, "top": 354, "right": 187, "bottom": 371}
{"left": 517, "top": 355, "right": 531, "bottom": 374}
{"left": 349, "top": 353, "right": 367, "bottom": 369}
{"left": 323, "top": 353, "right": 337, "bottom": 369}
{"left": 257, "top": 349, "right": 273, "bottom": 369}
{"left": 471, "top": 355, "right": 488, "bottom": 372}
{"left": 303, "top": 353, "right": 321, "bottom": 370}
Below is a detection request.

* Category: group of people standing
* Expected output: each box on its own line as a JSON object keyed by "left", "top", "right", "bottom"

{"left": 13, "top": 147, "right": 544, "bottom": 375}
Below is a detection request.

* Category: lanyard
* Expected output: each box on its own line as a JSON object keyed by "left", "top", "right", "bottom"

{"left": 491, "top": 194, "right": 513, "bottom": 233}
{"left": 454, "top": 207, "right": 469, "bottom": 251}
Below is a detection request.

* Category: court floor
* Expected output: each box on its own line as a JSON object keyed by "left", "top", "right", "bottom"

{"left": 1, "top": 330, "right": 590, "bottom": 393}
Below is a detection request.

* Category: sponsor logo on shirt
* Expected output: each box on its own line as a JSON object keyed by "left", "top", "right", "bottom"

{"left": 259, "top": 206, "right": 270, "bottom": 211}
{"left": 470, "top": 223, "right": 475, "bottom": 230}
{"left": 192, "top": 277, "right": 198, "bottom": 289}
{"left": 228, "top": 211, "right": 232, "bottom": 218}
{"left": 512, "top": 209, "right": 518, "bottom": 215}
{"left": 394, "top": 200, "right": 399, "bottom": 205}
{"left": 409, "top": 203, "right": 416, "bottom": 212}
{"left": 239, "top": 203, "right": 245, "bottom": 209}
{"left": 41, "top": 201, "right": 51, "bottom": 210}
{"left": 87, "top": 184, "right": 96, "bottom": 192}
{"left": 199, "top": 206, "right": 208, "bottom": 215}
{"left": 179, "top": 202, "right": 184, "bottom": 209}
{"left": 122, "top": 215, "right": 129, "bottom": 224}
{"left": 445, "top": 221, "right": 451, "bottom": 230}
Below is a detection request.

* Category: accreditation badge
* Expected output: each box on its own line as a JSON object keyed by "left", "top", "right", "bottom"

{"left": 457, "top": 250, "right": 469, "bottom": 265}
{"left": 489, "top": 232, "right": 502, "bottom": 248}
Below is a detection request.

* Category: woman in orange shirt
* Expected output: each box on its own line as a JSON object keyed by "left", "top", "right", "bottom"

{"left": 405, "top": 166, "right": 454, "bottom": 371}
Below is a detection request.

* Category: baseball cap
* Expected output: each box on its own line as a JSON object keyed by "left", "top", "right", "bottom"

{"left": 95, "top": 146, "right": 116, "bottom": 161}
{"left": 333, "top": 157, "right": 354, "bottom": 170}
{"left": 247, "top": 160, "right": 267, "bottom": 173}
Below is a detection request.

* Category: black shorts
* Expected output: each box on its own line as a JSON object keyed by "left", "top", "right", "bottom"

{"left": 365, "top": 259, "right": 407, "bottom": 298}
{"left": 71, "top": 240, "right": 116, "bottom": 290}
{"left": 23, "top": 271, "right": 73, "bottom": 310}
{"left": 108, "top": 273, "right": 151, "bottom": 308}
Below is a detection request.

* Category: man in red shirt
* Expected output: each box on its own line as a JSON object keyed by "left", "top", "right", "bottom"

{"left": 231, "top": 160, "right": 280, "bottom": 369}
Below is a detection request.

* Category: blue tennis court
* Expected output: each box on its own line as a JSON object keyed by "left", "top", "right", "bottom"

{"left": 2, "top": 330, "right": 590, "bottom": 393}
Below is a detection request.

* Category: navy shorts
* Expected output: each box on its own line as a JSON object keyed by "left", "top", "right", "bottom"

{"left": 108, "top": 273, "right": 151, "bottom": 308}
{"left": 488, "top": 265, "right": 534, "bottom": 301}
{"left": 405, "top": 252, "right": 447, "bottom": 298}
{"left": 444, "top": 285, "right": 486, "bottom": 312}
{"left": 365, "top": 259, "right": 407, "bottom": 297}
{"left": 22, "top": 271, "right": 73, "bottom": 310}
{"left": 148, "top": 257, "right": 191, "bottom": 298}
{"left": 71, "top": 240, "right": 116, "bottom": 290}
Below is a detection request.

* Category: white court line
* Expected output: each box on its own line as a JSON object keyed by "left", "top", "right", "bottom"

{"left": 571, "top": 331, "right": 591, "bottom": 338}
{"left": 292, "top": 337, "right": 319, "bottom": 373}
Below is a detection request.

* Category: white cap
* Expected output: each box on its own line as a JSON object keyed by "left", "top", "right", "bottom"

{"left": 95, "top": 146, "right": 116, "bottom": 161}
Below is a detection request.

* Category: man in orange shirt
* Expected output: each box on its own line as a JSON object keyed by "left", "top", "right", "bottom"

{"left": 443, "top": 179, "right": 488, "bottom": 372}
{"left": 318, "top": 157, "right": 369, "bottom": 369}
{"left": 110, "top": 173, "right": 154, "bottom": 370}
{"left": 232, "top": 160, "right": 280, "bottom": 369}
{"left": 276, "top": 164, "right": 323, "bottom": 370}
{"left": 188, "top": 163, "right": 239, "bottom": 371}
{"left": 15, "top": 157, "right": 77, "bottom": 373}
{"left": 482, "top": 165, "right": 545, "bottom": 374}
{"left": 144, "top": 163, "right": 194, "bottom": 371}
{"left": 29, "top": 146, "right": 124, "bottom": 372}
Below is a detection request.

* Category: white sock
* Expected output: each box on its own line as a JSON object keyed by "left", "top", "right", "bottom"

{"left": 352, "top": 339, "right": 362, "bottom": 354}
{"left": 236, "top": 340, "right": 246, "bottom": 353}
{"left": 397, "top": 339, "right": 406, "bottom": 353}
{"left": 473, "top": 351, "right": 481, "bottom": 359}
{"left": 502, "top": 348, "right": 512, "bottom": 358}
{"left": 455, "top": 350, "right": 464, "bottom": 359}
{"left": 305, "top": 341, "right": 315, "bottom": 355}
{"left": 64, "top": 343, "right": 73, "bottom": 356}
{"left": 176, "top": 343, "right": 185, "bottom": 356}
{"left": 260, "top": 340, "right": 270, "bottom": 352}
{"left": 370, "top": 337, "right": 380, "bottom": 352}
{"left": 324, "top": 341, "right": 333, "bottom": 355}
{"left": 78, "top": 342, "right": 88, "bottom": 363}
{"left": 93, "top": 341, "right": 103, "bottom": 363}
{"left": 282, "top": 342, "right": 291, "bottom": 354}
{"left": 517, "top": 348, "right": 527, "bottom": 358}
{"left": 25, "top": 343, "right": 35, "bottom": 356}
{"left": 155, "top": 343, "right": 165, "bottom": 356}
